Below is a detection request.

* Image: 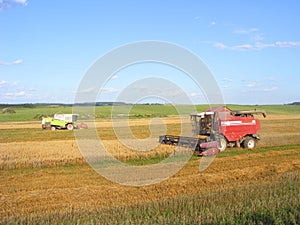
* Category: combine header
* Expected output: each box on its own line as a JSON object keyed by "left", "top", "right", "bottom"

{"left": 159, "top": 106, "right": 266, "bottom": 155}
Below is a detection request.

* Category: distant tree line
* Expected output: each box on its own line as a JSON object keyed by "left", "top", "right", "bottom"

{"left": 287, "top": 102, "right": 300, "bottom": 105}
{"left": 0, "top": 102, "right": 165, "bottom": 108}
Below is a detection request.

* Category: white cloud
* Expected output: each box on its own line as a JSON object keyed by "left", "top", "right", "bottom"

{"left": 77, "top": 87, "right": 98, "bottom": 94}
{"left": 234, "top": 28, "right": 258, "bottom": 34}
{"left": 12, "top": 81, "right": 19, "bottom": 86}
{"left": 15, "top": 91, "right": 25, "bottom": 97}
{"left": 214, "top": 42, "right": 227, "bottom": 50}
{"left": 0, "top": 80, "right": 49, "bottom": 102}
{"left": 0, "top": 0, "right": 27, "bottom": 11}
{"left": 214, "top": 41, "right": 300, "bottom": 51}
{"left": 239, "top": 77, "right": 279, "bottom": 94}
{"left": 100, "top": 87, "right": 119, "bottom": 93}
{"left": 75, "top": 86, "right": 119, "bottom": 97}
{"left": 264, "top": 77, "right": 276, "bottom": 82}
{"left": 246, "top": 82, "right": 258, "bottom": 87}
{"left": 0, "top": 80, "right": 8, "bottom": 86}
{"left": 232, "top": 44, "right": 254, "bottom": 50}
{"left": 253, "top": 34, "right": 264, "bottom": 41}
{"left": 222, "top": 77, "right": 234, "bottom": 82}
{"left": 4, "top": 91, "right": 31, "bottom": 99}
{"left": 14, "top": 0, "right": 27, "bottom": 5}
{"left": 256, "top": 41, "right": 300, "bottom": 49}
{"left": 215, "top": 42, "right": 255, "bottom": 50}
{"left": 214, "top": 26, "right": 300, "bottom": 51}
{"left": 12, "top": 59, "right": 22, "bottom": 64}
{"left": 0, "top": 59, "right": 23, "bottom": 65}
{"left": 274, "top": 41, "right": 300, "bottom": 48}
{"left": 209, "top": 21, "right": 216, "bottom": 27}
{"left": 263, "top": 86, "right": 278, "bottom": 92}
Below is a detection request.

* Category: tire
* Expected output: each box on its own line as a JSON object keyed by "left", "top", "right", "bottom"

{"left": 218, "top": 135, "right": 227, "bottom": 152}
{"left": 67, "top": 123, "right": 74, "bottom": 131}
{"left": 51, "top": 126, "right": 56, "bottom": 131}
{"left": 242, "top": 136, "right": 256, "bottom": 149}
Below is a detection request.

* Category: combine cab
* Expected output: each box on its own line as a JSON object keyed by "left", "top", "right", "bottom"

{"left": 159, "top": 106, "right": 266, "bottom": 154}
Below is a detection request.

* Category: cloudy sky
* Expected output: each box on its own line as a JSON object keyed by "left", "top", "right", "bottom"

{"left": 0, "top": 0, "right": 299, "bottom": 104}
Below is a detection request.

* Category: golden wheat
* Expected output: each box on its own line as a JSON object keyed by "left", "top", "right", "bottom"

{"left": 1, "top": 114, "right": 300, "bottom": 220}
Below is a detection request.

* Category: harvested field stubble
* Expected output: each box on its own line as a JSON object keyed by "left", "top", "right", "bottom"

{"left": 259, "top": 114, "right": 300, "bottom": 147}
{"left": 1, "top": 115, "right": 299, "bottom": 170}
{"left": 0, "top": 146, "right": 299, "bottom": 220}
{"left": 0, "top": 141, "right": 85, "bottom": 169}
{"left": 1, "top": 114, "right": 300, "bottom": 146}
{"left": 0, "top": 140, "right": 179, "bottom": 169}
{"left": 1, "top": 113, "right": 300, "bottom": 223}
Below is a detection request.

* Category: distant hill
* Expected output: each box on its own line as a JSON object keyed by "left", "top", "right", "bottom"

{"left": 287, "top": 102, "right": 300, "bottom": 105}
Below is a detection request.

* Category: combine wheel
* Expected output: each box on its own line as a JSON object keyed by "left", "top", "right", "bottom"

{"left": 242, "top": 136, "right": 256, "bottom": 149}
{"left": 218, "top": 136, "right": 227, "bottom": 152}
{"left": 51, "top": 126, "right": 56, "bottom": 131}
{"left": 67, "top": 124, "right": 74, "bottom": 131}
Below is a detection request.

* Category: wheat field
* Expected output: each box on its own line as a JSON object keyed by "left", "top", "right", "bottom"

{"left": 0, "top": 110, "right": 300, "bottom": 224}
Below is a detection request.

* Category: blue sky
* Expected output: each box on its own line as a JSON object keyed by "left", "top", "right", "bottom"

{"left": 0, "top": 0, "right": 299, "bottom": 104}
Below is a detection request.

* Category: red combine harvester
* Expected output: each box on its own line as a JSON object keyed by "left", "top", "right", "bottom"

{"left": 159, "top": 106, "right": 266, "bottom": 155}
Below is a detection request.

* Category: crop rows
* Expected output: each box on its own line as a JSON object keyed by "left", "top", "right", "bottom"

{"left": 1, "top": 107, "right": 300, "bottom": 224}
{"left": 2, "top": 171, "right": 299, "bottom": 224}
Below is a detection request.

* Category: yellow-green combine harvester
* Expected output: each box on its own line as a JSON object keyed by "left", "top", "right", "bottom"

{"left": 42, "top": 114, "right": 85, "bottom": 131}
